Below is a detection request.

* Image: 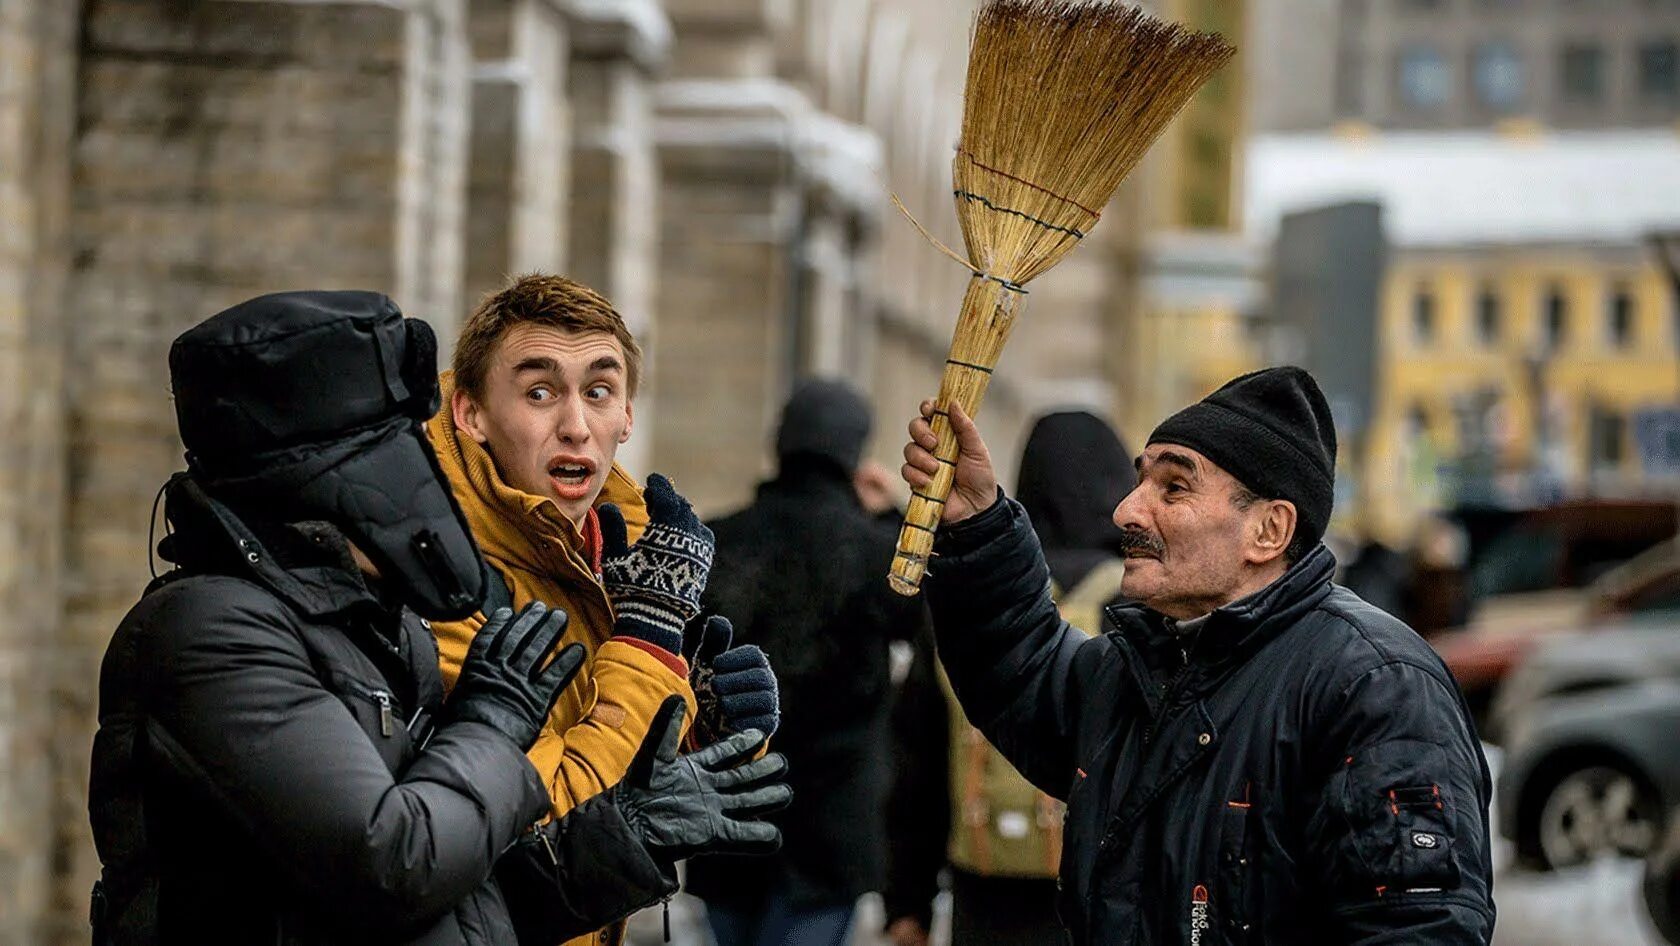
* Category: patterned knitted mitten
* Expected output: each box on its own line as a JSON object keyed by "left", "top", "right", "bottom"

{"left": 598, "top": 473, "right": 714, "bottom": 655}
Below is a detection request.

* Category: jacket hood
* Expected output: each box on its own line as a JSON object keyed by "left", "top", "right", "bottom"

{"left": 1015, "top": 411, "right": 1135, "bottom": 558}
{"left": 156, "top": 472, "right": 388, "bottom": 621}
{"left": 427, "top": 370, "right": 648, "bottom": 579}
{"left": 169, "top": 291, "right": 485, "bottom": 621}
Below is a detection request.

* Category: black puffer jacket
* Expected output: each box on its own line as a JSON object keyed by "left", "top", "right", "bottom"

{"left": 89, "top": 476, "right": 673, "bottom": 946}
{"left": 928, "top": 496, "right": 1496, "bottom": 945}
{"left": 686, "top": 458, "right": 928, "bottom": 911}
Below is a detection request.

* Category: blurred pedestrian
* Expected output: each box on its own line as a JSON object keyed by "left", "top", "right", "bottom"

{"left": 688, "top": 379, "right": 929, "bottom": 946}
{"left": 428, "top": 274, "right": 783, "bottom": 945}
{"left": 884, "top": 411, "right": 1135, "bottom": 946}
{"left": 88, "top": 292, "right": 791, "bottom": 946}
{"left": 900, "top": 367, "right": 1496, "bottom": 944}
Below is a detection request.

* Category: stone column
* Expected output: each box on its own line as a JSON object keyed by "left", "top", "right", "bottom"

{"left": 55, "top": 3, "right": 470, "bottom": 937}
{"left": 461, "top": 0, "right": 572, "bottom": 321}
{"left": 565, "top": 0, "right": 670, "bottom": 477}
{"left": 0, "top": 2, "right": 75, "bottom": 940}
{"left": 651, "top": 78, "right": 802, "bottom": 513}
{"left": 653, "top": 0, "right": 888, "bottom": 515}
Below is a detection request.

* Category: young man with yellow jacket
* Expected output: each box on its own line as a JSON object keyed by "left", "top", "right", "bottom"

{"left": 427, "top": 275, "right": 781, "bottom": 944}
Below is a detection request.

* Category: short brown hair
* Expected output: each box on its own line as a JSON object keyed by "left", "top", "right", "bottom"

{"left": 453, "top": 273, "right": 642, "bottom": 399}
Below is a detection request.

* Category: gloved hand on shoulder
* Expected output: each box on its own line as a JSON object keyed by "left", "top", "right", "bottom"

{"left": 444, "top": 601, "right": 585, "bottom": 751}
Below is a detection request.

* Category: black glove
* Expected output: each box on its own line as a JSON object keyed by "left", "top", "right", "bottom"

{"left": 615, "top": 696, "right": 791, "bottom": 863}
{"left": 684, "top": 616, "right": 780, "bottom": 746}
{"left": 445, "top": 601, "right": 586, "bottom": 751}
{"left": 598, "top": 473, "right": 714, "bottom": 655}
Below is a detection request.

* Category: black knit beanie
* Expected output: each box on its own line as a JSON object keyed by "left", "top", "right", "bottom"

{"left": 775, "top": 379, "right": 872, "bottom": 474}
{"left": 1147, "top": 366, "right": 1337, "bottom": 548}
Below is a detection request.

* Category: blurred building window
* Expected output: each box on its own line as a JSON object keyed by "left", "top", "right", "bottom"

{"left": 1398, "top": 45, "right": 1453, "bottom": 108}
{"left": 1588, "top": 405, "right": 1627, "bottom": 472}
{"left": 1639, "top": 41, "right": 1680, "bottom": 102}
{"left": 1609, "top": 284, "right": 1635, "bottom": 348}
{"left": 1473, "top": 42, "right": 1526, "bottom": 110}
{"left": 1477, "top": 287, "right": 1502, "bottom": 345}
{"left": 1559, "top": 43, "right": 1605, "bottom": 102}
{"left": 1544, "top": 285, "right": 1568, "bottom": 350}
{"left": 1413, "top": 285, "right": 1437, "bottom": 345}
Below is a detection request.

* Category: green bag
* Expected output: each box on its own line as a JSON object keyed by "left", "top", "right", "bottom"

{"left": 945, "top": 560, "right": 1126, "bottom": 877}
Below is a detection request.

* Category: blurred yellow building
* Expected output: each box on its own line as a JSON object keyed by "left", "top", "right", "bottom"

{"left": 1369, "top": 250, "right": 1680, "bottom": 545}
{"left": 1248, "top": 130, "right": 1680, "bottom": 547}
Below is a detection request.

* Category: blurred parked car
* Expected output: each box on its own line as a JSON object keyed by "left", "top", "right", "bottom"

{"left": 1433, "top": 532, "right": 1680, "bottom": 730}
{"left": 1497, "top": 677, "right": 1680, "bottom": 871}
{"left": 1490, "top": 622, "right": 1680, "bottom": 743}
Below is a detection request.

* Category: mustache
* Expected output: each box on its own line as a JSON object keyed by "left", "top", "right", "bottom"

{"left": 1117, "top": 528, "right": 1165, "bottom": 558}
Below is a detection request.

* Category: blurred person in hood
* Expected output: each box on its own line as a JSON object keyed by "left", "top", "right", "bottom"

{"left": 687, "top": 379, "right": 930, "bottom": 946}
{"left": 884, "top": 411, "right": 1135, "bottom": 946}
{"left": 899, "top": 367, "right": 1495, "bottom": 944}
{"left": 88, "top": 291, "right": 791, "bottom": 946}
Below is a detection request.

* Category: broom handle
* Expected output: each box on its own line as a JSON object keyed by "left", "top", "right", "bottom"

{"left": 889, "top": 277, "right": 1021, "bottom": 596}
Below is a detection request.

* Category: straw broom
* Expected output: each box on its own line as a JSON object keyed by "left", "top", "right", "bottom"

{"left": 889, "top": 0, "right": 1235, "bottom": 596}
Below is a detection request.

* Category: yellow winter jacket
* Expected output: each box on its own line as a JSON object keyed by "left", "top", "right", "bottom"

{"left": 427, "top": 371, "right": 695, "bottom": 946}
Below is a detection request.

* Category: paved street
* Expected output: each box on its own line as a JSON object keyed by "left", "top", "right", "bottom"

{"left": 1493, "top": 856, "right": 1663, "bottom": 945}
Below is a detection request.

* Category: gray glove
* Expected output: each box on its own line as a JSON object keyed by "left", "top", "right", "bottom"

{"left": 615, "top": 696, "right": 791, "bottom": 864}
{"left": 445, "top": 601, "right": 585, "bottom": 750}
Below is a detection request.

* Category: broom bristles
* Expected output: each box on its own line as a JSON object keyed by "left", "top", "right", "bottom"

{"left": 955, "top": 0, "right": 1235, "bottom": 284}
{"left": 887, "top": 0, "right": 1233, "bottom": 596}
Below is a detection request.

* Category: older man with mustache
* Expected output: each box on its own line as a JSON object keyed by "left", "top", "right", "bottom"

{"left": 900, "top": 367, "right": 1495, "bottom": 945}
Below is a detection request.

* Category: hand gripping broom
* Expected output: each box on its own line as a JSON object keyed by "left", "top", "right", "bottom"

{"left": 887, "top": 0, "right": 1235, "bottom": 596}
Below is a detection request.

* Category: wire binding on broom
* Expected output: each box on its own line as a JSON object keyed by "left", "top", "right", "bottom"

{"left": 953, "top": 190, "right": 1088, "bottom": 240}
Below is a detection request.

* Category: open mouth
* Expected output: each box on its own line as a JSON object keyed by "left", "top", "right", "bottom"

{"left": 547, "top": 456, "right": 598, "bottom": 500}
{"left": 549, "top": 464, "right": 592, "bottom": 485}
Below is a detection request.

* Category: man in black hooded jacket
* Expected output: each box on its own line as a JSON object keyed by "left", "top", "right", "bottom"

{"left": 88, "top": 291, "right": 791, "bottom": 946}
{"left": 899, "top": 367, "right": 1495, "bottom": 944}
{"left": 688, "top": 379, "right": 928, "bottom": 946}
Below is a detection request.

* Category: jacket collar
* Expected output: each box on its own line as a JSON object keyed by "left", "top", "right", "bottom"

{"left": 427, "top": 370, "right": 647, "bottom": 579}
{"left": 158, "top": 473, "right": 390, "bottom": 622}
{"left": 1105, "top": 543, "right": 1338, "bottom": 676}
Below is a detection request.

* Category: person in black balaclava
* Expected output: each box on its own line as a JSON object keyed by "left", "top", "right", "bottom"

{"left": 687, "top": 379, "right": 929, "bottom": 946}
{"left": 883, "top": 411, "right": 1134, "bottom": 946}
{"left": 87, "top": 291, "right": 791, "bottom": 946}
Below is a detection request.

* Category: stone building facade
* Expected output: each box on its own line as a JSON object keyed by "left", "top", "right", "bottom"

{"left": 0, "top": 1, "right": 1230, "bottom": 941}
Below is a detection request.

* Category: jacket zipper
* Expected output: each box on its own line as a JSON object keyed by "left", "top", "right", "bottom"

{"left": 372, "top": 690, "right": 394, "bottom": 737}
{"left": 1141, "top": 646, "right": 1192, "bottom": 748}
{"left": 349, "top": 684, "right": 398, "bottom": 737}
